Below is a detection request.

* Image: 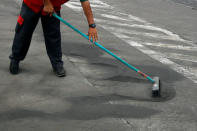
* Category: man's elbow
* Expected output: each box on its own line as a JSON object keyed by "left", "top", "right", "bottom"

{"left": 80, "top": 0, "right": 89, "bottom": 3}
{"left": 81, "top": 0, "right": 89, "bottom": 6}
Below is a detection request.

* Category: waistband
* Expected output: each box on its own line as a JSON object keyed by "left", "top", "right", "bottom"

{"left": 23, "top": 0, "right": 62, "bottom": 14}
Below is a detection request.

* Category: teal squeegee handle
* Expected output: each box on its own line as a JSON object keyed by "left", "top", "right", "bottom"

{"left": 53, "top": 13, "right": 155, "bottom": 83}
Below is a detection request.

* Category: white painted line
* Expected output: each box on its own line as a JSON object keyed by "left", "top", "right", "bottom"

{"left": 113, "top": 32, "right": 131, "bottom": 39}
{"left": 143, "top": 42, "right": 197, "bottom": 51}
{"left": 100, "top": 14, "right": 137, "bottom": 22}
{"left": 117, "top": 12, "right": 147, "bottom": 23}
{"left": 65, "top": 2, "right": 83, "bottom": 11}
{"left": 65, "top": 0, "right": 197, "bottom": 84}
{"left": 68, "top": 1, "right": 81, "bottom": 6}
{"left": 95, "top": 18, "right": 188, "bottom": 43}
{"left": 89, "top": 0, "right": 113, "bottom": 7}
{"left": 102, "top": 25, "right": 184, "bottom": 41}
{"left": 101, "top": 29, "right": 197, "bottom": 84}
{"left": 121, "top": 39, "right": 197, "bottom": 84}
{"left": 164, "top": 53, "right": 197, "bottom": 63}
{"left": 65, "top": 1, "right": 195, "bottom": 46}
{"left": 68, "top": 1, "right": 111, "bottom": 8}
{"left": 67, "top": 0, "right": 113, "bottom": 9}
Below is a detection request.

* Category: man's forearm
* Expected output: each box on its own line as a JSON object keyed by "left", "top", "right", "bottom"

{"left": 81, "top": 1, "right": 95, "bottom": 25}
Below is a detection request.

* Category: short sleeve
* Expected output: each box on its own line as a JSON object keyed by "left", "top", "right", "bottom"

{"left": 80, "top": 0, "right": 88, "bottom": 2}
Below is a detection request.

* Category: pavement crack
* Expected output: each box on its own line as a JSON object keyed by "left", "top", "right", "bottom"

{"left": 121, "top": 118, "right": 137, "bottom": 131}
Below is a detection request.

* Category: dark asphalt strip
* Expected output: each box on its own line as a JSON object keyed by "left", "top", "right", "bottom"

{"left": 171, "top": 0, "right": 197, "bottom": 9}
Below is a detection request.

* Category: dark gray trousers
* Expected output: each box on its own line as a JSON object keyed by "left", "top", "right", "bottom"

{"left": 10, "top": 2, "right": 63, "bottom": 68}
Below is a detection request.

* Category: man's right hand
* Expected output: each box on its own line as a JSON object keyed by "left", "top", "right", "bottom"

{"left": 43, "top": 0, "right": 54, "bottom": 16}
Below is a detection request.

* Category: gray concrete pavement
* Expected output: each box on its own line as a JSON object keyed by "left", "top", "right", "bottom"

{"left": 103, "top": 0, "right": 197, "bottom": 43}
{"left": 0, "top": 0, "right": 197, "bottom": 130}
{"left": 63, "top": 0, "right": 197, "bottom": 130}
{"left": 172, "top": 0, "right": 197, "bottom": 9}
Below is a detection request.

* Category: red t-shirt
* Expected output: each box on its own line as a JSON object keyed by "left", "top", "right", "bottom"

{"left": 24, "top": 0, "right": 69, "bottom": 14}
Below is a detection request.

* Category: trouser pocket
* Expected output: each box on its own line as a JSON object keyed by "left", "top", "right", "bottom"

{"left": 15, "top": 15, "right": 24, "bottom": 33}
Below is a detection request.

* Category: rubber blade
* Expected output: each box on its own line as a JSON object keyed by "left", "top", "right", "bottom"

{"left": 152, "top": 76, "right": 161, "bottom": 97}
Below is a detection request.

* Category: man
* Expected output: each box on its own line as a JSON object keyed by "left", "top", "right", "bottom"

{"left": 9, "top": 0, "right": 98, "bottom": 77}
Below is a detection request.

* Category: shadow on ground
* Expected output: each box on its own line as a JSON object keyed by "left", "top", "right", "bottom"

{"left": 0, "top": 95, "right": 161, "bottom": 121}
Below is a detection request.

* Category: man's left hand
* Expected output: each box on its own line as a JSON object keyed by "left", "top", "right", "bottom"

{"left": 88, "top": 28, "right": 98, "bottom": 43}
